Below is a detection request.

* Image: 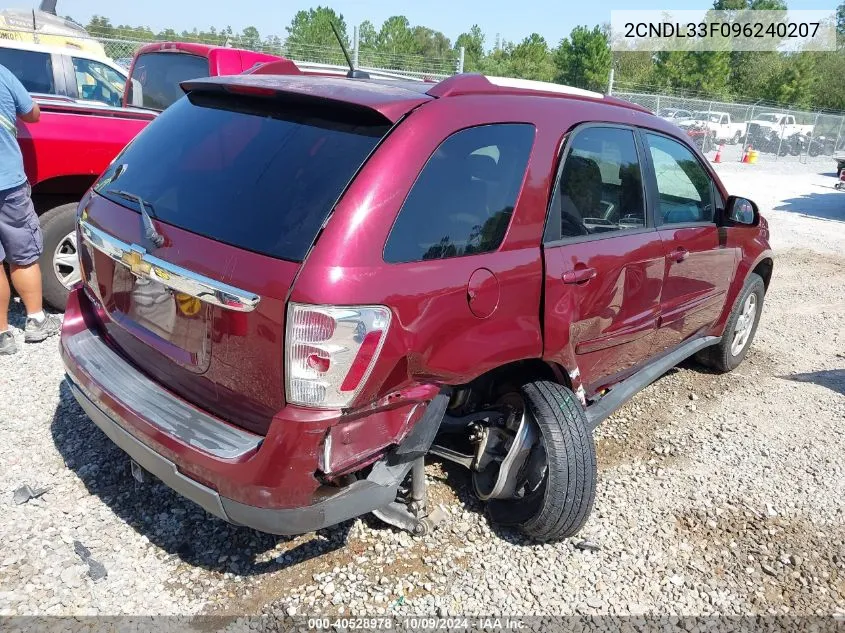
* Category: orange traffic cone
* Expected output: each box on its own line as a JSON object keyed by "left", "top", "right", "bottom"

{"left": 741, "top": 145, "right": 750, "bottom": 163}
{"left": 714, "top": 143, "right": 724, "bottom": 163}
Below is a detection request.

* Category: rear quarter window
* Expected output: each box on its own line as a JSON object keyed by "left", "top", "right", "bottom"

{"left": 383, "top": 123, "right": 535, "bottom": 263}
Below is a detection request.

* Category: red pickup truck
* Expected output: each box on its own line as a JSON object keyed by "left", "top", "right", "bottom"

{"left": 16, "top": 42, "right": 285, "bottom": 310}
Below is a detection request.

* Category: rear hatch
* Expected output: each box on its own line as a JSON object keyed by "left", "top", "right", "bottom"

{"left": 79, "top": 89, "right": 391, "bottom": 434}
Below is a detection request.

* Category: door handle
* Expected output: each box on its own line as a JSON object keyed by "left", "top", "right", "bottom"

{"left": 670, "top": 247, "right": 689, "bottom": 263}
{"left": 562, "top": 267, "right": 597, "bottom": 284}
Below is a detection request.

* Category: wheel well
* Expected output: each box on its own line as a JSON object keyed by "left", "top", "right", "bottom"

{"left": 31, "top": 175, "right": 96, "bottom": 216}
{"left": 752, "top": 258, "right": 773, "bottom": 292}
{"left": 447, "top": 359, "right": 572, "bottom": 412}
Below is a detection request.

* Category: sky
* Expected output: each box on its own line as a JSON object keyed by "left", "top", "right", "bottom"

{"left": 24, "top": 0, "right": 841, "bottom": 48}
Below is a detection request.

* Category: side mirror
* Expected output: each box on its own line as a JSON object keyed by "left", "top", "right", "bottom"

{"left": 726, "top": 196, "right": 759, "bottom": 226}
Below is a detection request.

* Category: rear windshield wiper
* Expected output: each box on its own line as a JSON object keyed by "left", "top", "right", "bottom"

{"left": 108, "top": 189, "right": 165, "bottom": 249}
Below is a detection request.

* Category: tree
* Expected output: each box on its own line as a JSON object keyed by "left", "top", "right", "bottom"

{"left": 652, "top": 49, "right": 732, "bottom": 97}
{"left": 765, "top": 53, "right": 814, "bottom": 107}
{"left": 613, "top": 50, "right": 656, "bottom": 89}
{"left": 263, "top": 34, "right": 283, "bottom": 55}
{"left": 240, "top": 26, "right": 261, "bottom": 51}
{"left": 508, "top": 33, "right": 555, "bottom": 82}
{"left": 377, "top": 16, "right": 415, "bottom": 54}
{"left": 285, "top": 6, "right": 348, "bottom": 63}
{"left": 810, "top": 50, "right": 845, "bottom": 109}
{"left": 358, "top": 20, "right": 378, "bottom": 51}
{"left": 85, "top": 15, "right": 114, "bottom": 37}
{"left": 412, "top": 26, "right": 451, "bottom": 59}
{"left": 455, "top": 25, "right": 485, "bottom": 72}
{"left": 712, "top": 0, "right": 786, "bottom": 9}
{"left": 555, "top": 26, "right": 611, "bottom": 92}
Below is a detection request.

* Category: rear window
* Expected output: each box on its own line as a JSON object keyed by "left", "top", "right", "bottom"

{"left": 94, "top": 92, "right": 388, "bottom": 262}
{"left": 129, "top": 52, "right": 210, "bottom": 111}
{"left": 0, "top": 48, "right": 54, "bottom": 94}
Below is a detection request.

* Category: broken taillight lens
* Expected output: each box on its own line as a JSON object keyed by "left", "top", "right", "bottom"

{"left": 285, "top": 303, "right": 391, "bottom": 409}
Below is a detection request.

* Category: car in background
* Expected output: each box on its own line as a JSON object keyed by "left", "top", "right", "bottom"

{"left": 0, "top": 39, "right": 128, "bottom": 107}
{"left": 678, "top": 111, "right": 746, "bottom": 145}
{"left": 658, "top": 107, "right": 692, "bottom": 123}
{"left": 746, "top": 112, "right": 814, "bottom": 138}
{"left": 123, "top": 42, "right": 282, "bottom": 111}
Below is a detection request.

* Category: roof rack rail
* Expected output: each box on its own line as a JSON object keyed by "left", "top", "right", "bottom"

{"left": 424, "top": 73, "right": 654, "bottom": 115}
{"left": 426, "top": 73, "right": 604, "bottom": 100}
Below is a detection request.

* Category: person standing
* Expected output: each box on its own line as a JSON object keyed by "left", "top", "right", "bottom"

{"left": 0, "top": 63, "right": 61, "bottom": 355}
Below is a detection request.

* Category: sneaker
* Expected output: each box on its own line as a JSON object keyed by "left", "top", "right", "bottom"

{"left": 24, "top": 314, "right": 62, "bottom": 343}
{"left": 0, "top": 330, "right": 17, "bottom": 355}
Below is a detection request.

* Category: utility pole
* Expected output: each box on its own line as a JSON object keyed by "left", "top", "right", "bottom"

{"left": 353, "top": 25, "right": 359, "bottom": 68}
{"left": 457, "top": 46, "right": 465, "bottom": 74}
{"left": 607, "top": 68, "right": 614, "bottom": 95}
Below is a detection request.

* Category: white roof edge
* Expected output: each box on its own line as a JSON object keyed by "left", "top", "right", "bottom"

{"left": 485, "top": 76, "right": 604, "bottom": 99}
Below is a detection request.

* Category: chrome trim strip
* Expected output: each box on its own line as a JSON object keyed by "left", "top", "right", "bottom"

{"left": 79, "top": 220, "right": 260, "bottom": 313}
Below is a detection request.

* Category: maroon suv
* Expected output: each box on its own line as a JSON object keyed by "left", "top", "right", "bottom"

{"left": 61, "top": 73, "right": 773, "bottom": 542}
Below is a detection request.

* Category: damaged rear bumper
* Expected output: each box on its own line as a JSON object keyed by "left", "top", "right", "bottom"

{"left": 68, "top": 377, "right": 411, "bottom": 534}
{"left": 60, "top": 287, "right": 448, "bottom": 535}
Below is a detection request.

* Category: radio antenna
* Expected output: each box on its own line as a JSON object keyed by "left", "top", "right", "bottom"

{"left": 330, "top": 21, "right": 369, "bottom": 79}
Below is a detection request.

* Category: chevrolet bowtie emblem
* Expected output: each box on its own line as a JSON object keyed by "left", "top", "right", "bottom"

{"left": 121, "top": 248, "right": 151, "bottom": 277}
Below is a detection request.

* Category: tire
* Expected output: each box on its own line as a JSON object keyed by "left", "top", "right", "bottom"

{"left": 487, "top": 381, "right": 596, "bottom": 542}
{"left": 732, "top": 131, "right": 742, "bottom": 145}
{"left": 37, "top": 203, "right": 80, "bottom": 312}
{"left": 696, "top": 272, "right": 765, "bottom": 373}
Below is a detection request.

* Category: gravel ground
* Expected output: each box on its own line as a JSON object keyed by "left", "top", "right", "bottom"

{"left": 1, "top": 166, "right": 843, "bottom": 619}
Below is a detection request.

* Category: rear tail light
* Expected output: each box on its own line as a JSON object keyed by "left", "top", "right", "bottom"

{"left": 285, "top": 303, "right": 391, "bottom": 409}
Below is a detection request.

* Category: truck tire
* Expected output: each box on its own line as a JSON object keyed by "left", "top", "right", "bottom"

{"left": 487, "top": 381, "right": 596, "bottom": 542}
{"left": 38, "top": 203, "right": 80, "bottom": 312}
{"left": 696, "top": 272, "right": 765, "bottom": 373}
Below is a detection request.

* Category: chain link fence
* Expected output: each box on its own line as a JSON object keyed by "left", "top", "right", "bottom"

{"left": 614, "top": 89, "right": 845, "bottom": 169}
{"left": 26, "top": 30, "right": 458, "bottom": 80}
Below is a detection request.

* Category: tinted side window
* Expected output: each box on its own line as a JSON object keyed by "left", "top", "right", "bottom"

{"left": 0, "top": 49, "right": 54, "bottom": 93}
{"left": 549, "top": 126, "right": 645, "bottom": 240}
{"left": 645, "top": 134, "right": 715, "bottom": 224}
{"left": 384, "top": 124, "right": 534, "bottom": 263}
{"left": 130, "top": 52, "right": 209, "bottom": 111}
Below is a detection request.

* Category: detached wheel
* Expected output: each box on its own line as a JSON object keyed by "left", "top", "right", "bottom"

{"left": 696, "top": 272, "right": 765, "bottom": 373}
{"left": 486, "top": 381, "right": 596, "bottom": 542}
{"left": 38, "top": 203, "right": 80, "bottom": 312}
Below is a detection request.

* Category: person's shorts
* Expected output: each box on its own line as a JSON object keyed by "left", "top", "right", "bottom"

{"left": 0, "top": 182, "right": 42, "bottom": 266}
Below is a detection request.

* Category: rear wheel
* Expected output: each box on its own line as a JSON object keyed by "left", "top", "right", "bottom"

{"left": 732, "top": 131, "right": 742, "bottom": 145}
{"left": 37, "top": 203, "right": 79, "bottom": 312}
{"left": 696, "top": 272, "right": 765, "bottom": 373}
{"left": 485, "top": 381, "right": 596, "bottom": 542}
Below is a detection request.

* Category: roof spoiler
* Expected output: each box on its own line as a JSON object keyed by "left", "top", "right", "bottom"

{"left": 242, "top": 59, "right": 302, "bottom": 76}
{"left": 179, "top": 76, "right": 424, "bottom": 122}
